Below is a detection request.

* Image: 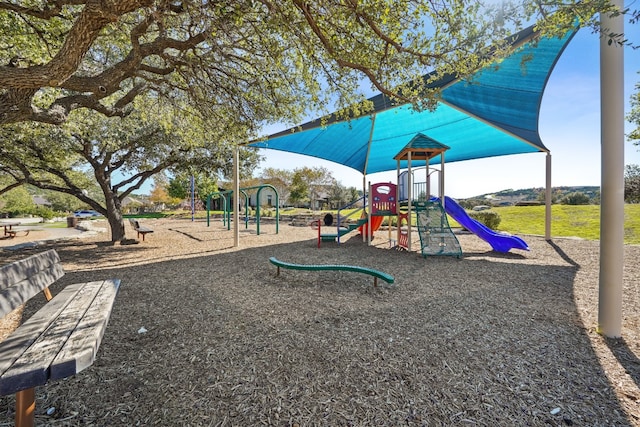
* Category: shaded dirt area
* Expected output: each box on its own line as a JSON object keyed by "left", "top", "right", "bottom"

{"left": 1, "top": 218, "right": 639, "bottom": 426}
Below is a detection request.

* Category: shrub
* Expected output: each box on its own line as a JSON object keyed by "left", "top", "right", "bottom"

{"left": 560, "top": 191, "right": 591, "bottom": 205}
{"left": 31, "top": 206, "right": 56, "bottom": 221}
{"left": 468, "top": 210, "right": 501, "bottom": 229}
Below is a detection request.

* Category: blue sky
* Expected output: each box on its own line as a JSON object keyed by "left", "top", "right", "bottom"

{"left": 256, "top": 24, "right": 640, "bottom": 199}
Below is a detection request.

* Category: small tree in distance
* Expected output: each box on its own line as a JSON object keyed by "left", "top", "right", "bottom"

{"left": 625, "top": 164, "right": 640, "bottom": 203}
{"left": 560, "top": 192, "right": 591, "bottom": 205}
{"left": 260, "top": 168, "right": 293, "bottom": 207}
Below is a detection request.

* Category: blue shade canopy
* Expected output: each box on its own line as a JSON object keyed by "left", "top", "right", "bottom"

{"left": 249, "top": 25, "right": 577, "bottom": 175}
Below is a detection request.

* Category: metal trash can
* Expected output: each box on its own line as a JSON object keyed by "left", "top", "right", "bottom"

{"left": 66, "top": 216, "right": 78, "bottom": 228}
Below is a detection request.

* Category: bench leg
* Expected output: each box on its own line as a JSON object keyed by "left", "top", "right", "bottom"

{"left": 15, "top": 388, "right": 35, "bottom": 427}
{"left": 42, "top": 287, "right": 53, "bottom": 302}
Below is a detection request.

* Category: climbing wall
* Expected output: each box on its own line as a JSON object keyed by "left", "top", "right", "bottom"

{"left": 414, "top": 200, "right": 462, "bottom": 258}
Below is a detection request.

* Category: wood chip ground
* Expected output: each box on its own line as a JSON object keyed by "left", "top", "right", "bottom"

{"left": 1, "top": 218, "right": 639, "bottom": 426}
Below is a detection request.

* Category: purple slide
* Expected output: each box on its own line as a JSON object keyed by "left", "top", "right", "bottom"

{"left": 439, "top": 196, "right": 529, "bottom": 253}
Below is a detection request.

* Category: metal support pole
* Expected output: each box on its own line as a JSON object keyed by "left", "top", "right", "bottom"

{"left": 367, "top": 181, "right": 372, "bottom": 245}
{"left": 233, "top": 146, "right": 240, "bottom": 247}
{"left": 190, "top": 175, "right": 195, "bottom": 222}
{"left": 545, "top": 153, "right": 552, "bottom": 240}
{"left": 598, "top": 1, "right": 624, "bottom": 338}
{"left": 206, "top": 195, "right": 211, "bottom": 227}
{"left": 407, "top": 152, "right": 412, "bottom": 252}
{"left": 440, "top": 154, "right": 445, "bottom": 209}
{"left": 362, "top": 175, "right": 367, "bottom": 243}
{"left": 397, "top": 160, "right": 401, "bottom": 247}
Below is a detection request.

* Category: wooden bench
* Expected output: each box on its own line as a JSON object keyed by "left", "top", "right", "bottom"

{"left": 0, "top": 249, "right": 120, "bottom": 427}
{"left": 128, "top": 218, "right": 154, "bottom": 241}
{"left": 269, "top": 256, "right": 395, "bottom": 287}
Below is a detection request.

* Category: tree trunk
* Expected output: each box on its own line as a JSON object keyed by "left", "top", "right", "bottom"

{"left": 106, "top": 208, "right": 126, "bottom": 242}
{"left": 104, "top": 192, "right": 126, "bottom": 242}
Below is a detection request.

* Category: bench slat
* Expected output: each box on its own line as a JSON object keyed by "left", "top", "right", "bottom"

{"left": 0, "top": 250, "right": 63, "bottom": 317}
{"left": 0, "top": 263, "right": 64, "bottom": 316}
{"left": 0, "top": 281, "right": 104, "bottom": 395}
{"left": 51, "top": 279, "right": 120, "bottom": 380}
{"left": 0, "top": 249, "right": 60, "bottom": 289}
{"left": 0, "top": 283, "right": 82, "bottom": 387}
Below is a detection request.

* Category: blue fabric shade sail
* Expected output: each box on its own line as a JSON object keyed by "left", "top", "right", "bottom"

{"left": 249, "top": 25, "right": 577, "bottom": 175}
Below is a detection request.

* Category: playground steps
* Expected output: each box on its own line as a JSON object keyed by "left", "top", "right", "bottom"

{"left": 320, "top": 219, "right": 366, "bottom": 242}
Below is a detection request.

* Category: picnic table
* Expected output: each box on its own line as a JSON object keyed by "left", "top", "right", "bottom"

{"left": 0, "top": 249, "right": 120, "bottom": 426}
{"left": 1, "top": 221, "right": 20, "bottom": 237}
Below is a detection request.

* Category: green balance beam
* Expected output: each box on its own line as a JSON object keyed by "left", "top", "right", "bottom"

{"left": 269, "top": 257, "right": 394, "bottom": 287}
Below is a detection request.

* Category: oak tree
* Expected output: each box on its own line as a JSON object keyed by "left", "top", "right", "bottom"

{"left": 0, "top": 101, "right": 259, "bottom": 241}
{"left": 0, "top": 1, "right": 635, "bottom": 241}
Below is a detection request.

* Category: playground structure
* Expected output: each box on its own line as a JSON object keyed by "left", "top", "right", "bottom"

{"left": 392, "top": 133, "right": 527, "bottom": 255}
{"left": 371, "top": 181, "right": 463, "bottom": 258}
{"left": 319, "top": 133, "right": 463, "bottom": 257}
{"left": 321, "top": 133, "right": 528, "bottom": 256}
{"left": 318, "top": 178, "right": 462, "bottom": 257}
{"left": 315, "top": 183, "right": 392, "bottom": 247}
{"left": 206, "top": 184, "right": 279, "bottom": 236}
{"left": 324, "top": 178, "right": 528, "bottom": 256}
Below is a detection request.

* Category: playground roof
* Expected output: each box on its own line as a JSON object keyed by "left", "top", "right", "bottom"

{"left": 394, "top": 133, "right": 450, "bottom": 162}
{"left": 248, "top": 24, "right": 577, "bottom": 175}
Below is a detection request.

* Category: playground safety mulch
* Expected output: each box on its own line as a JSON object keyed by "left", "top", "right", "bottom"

{"left": 1, "top": 217, "right": 640, "bottom": 426}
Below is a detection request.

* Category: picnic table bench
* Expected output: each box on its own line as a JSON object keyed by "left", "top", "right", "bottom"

{"left": 129, "top": 218, "right": 154, "bottom": 241}
{"left": 0, "top": 249, "right": 120, "bottom": 427}
{"left": 269, "top": 257, "right": 395, "bottom": 287}
{"left": 1, "top": 221, "right": 20, "bottom": 237}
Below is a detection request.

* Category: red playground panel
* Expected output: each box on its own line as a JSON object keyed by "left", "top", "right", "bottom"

{"left": 370, "top": 182, "right": 397, "bottom": 215}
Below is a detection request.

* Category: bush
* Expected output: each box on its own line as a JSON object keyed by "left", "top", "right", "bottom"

{"left": 560, "top": 191, "right": 591, "bottom": 205}
{"left": 468, "top": 210, "right": 501, "bottom": 229}
{"left": 31, "top": 206, "right": 56, "bottom": 220}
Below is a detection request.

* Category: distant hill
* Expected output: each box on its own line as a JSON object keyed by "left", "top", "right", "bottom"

{"left": 461, "top": 186, "right": 600, "bottom": 206}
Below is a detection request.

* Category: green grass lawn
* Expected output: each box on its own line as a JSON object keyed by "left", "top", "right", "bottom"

{"left": 487, "top": 204, "right": 640, "bottom": 245}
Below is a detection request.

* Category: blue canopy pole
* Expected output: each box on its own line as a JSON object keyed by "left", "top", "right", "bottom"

{"left": 362, "top": 115, "right": 376, "bottom": 244}
{"left": 545, "top": 153, "right": 552, "bottom": 240}
{"left": 598, "top": 0, "right": 625, "bottom": 338}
